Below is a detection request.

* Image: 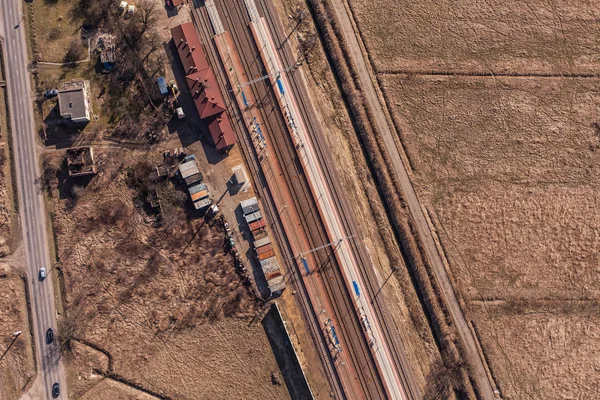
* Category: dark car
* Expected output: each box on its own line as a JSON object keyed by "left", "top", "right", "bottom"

{"left": 46, "top": 328, "right": 54, "bottom": 344}
{"left": 52, "top": 383, "right": 60, "bottom": 398}
{"left": 43, "top": 89, "right": 58, "bottom": 98}
{"left": 165, "top": 0, "right": 174, "bottom": 8}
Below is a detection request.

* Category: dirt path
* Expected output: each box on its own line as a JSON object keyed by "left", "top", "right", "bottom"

{"left": 328, "top": 1, "right": 497, "bottom": 398}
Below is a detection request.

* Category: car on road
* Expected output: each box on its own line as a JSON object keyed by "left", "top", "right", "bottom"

{"left": 39, "top": 268, "right": 46, "bottom": 280}
{"left": 46, "top": 328, "right": 54, "bottom": 344}
{"left": 52, "top": 383, "right": 60, "bottom": 398}
{"left": 43, "top": 89, "right": 58, "bottom": 98}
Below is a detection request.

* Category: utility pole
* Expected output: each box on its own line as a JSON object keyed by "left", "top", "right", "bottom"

{"left": 372, "top": 266, "right": 398, "bottom": 303}
{"left": 0, "top": 331, "right": 22, "bottom": 363}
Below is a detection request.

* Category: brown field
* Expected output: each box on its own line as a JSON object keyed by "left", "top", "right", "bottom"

{"left": 348, "top": 0, "right": 600, "bottom": 74}
{"left": 297, "top": 0, "right": 600, "bottom": 397}
{"left": 376, "top": 40, "right": 600, "bottom": 400}
{"left": 43, "top": 148, "right": 289, "bottom": 400}
{"left": 382, "top": 75, "right": 600, "bottom": 300}
{"left": 28, "top": 0, "right": 86, "bottom": 63}
{"left": 471, "top": 303, "right": 600, "bottom": 399}
{"left": 0, "top": 266, "right": 35, "bottom": 400}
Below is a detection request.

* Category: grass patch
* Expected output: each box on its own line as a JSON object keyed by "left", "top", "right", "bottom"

{"left": 30, "top": 0, "right": 84, "bottom": 63}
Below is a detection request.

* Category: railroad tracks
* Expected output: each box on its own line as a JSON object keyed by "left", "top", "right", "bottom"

{"left": 190, "top": 6, "right": 345, "bottom": 400}
{"left": 228, "top": 3, "right": 390, "bottom": 399}
{"left": 253, "top": 1, "right": 420, "bottom": 399}
{"left": 209, "top": 2, "right": 386, "bottom": 398}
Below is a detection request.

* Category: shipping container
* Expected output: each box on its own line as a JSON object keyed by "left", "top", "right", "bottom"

{"left": 253, "top": 236, "right": 271, "bottom": 248}
{"left": 264, "top": 269, "right": 282, "bottom": 281}
{"left": 188, "top": 183, "right": 207, "bottom": 195}
{"left": 184, "top": 172, "right": 203, "bottom": 186}
{"left": 256, "top": 243, "right": 273, "bottom": 255}
{"left": 244, "top": 211, "right": 262, "bottom": 224}
{"left": 249, "top": 219, "right": 266, "bottom": 233}
{"left": 258, "top": 249, "right": 275, "bottom": 261}
{"left": 240, "top": 197, "right": 260, "bottom": 215}
{"left": 194, "top": 197, "right": 212, "bottom": 210}
{"left": 191, "top": 189, "right": 209, "bottom": 202}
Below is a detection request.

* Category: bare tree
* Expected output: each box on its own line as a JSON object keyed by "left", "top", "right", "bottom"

{"left": 137, "top": 0, "right": 158, "bottom": 34}
{"left": 424, "top": 358, "right": 467, "bottom": 400}
{"left": 64, "top": 39, "right": 85, "bottom": 64}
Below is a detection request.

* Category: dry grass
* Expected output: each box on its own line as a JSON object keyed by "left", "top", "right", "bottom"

{"left": 30, "top": 0, "right": 84, "bottom": 63}
{"left": 348, "top": 0, "right": 600, "bottom": 74}
{"left": 382, "top": 74, "right": 600, "bottom": 300}
{"left": 0, "top": 266, "right": 35, "bottom": 400}
{"left": 375, "top": 28, "right": 600, "bottom": 400}
{"left": 43, "top": 148, "right": 289, "bottom": 399}
{"left": 299, "top": 0, "right": 600, "bottom": 397}
{"left": 471, "top": 303, "right": 600, "bottom": 400}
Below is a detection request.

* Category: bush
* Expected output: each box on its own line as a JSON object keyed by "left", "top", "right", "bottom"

{"left": 48, "top": 27, "right": 62, "bottom": 41}
{"left": 64, "top": 39, "right": 85, "bottom": 64}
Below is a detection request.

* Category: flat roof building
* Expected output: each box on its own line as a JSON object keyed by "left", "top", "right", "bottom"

{"left": 58, "top": 80, "right": 90, "bottom": 123}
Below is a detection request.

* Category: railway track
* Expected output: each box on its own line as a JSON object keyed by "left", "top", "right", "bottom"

{"left": 253, "top": 1, "right": 421, "bottom": 399}
{"left": 189, "top": 6, "right": 345, "bottom": 400}
{"left": 210, "top": 2, "right": 388, "bottom": 399}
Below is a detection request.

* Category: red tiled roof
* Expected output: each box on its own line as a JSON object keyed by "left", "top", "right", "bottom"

{"left": 186, "top": 69, "right": 226, "bottom": 119}
{"left": 170, "top": 22, "right": 209, "bottom": 75}
{"left": 207, "top": 115, "right": 235, "bottom": 151}
{"left": 171, "top": 22, "right": 236, "bottom": 152}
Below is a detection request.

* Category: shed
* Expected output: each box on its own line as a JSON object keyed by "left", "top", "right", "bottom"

{"left": 254, "top": 236, "right": 271, "bottom": 249}
{"left": 244, "top": 211, "right": 262, "bottom": 224}
{"left": 240, "top": 197, "right": 259, "bottom": 215}
{"left": 157, "top": 77, "right": 169, "bottom": 96}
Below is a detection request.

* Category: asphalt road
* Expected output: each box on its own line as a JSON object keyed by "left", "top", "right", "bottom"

{"left": 0, "top": 0, "right": 67, "bottom": 399}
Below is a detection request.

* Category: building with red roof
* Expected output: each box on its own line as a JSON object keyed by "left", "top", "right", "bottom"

{"left": 170, "top": 23, "right": 209, "bottom": 75}
{"left": 186, "top": 69, "right": 226, "bottom": 120}
{"left": 207, "top": 115, "right": 235, "bottom": 151}
{"left": 170, "top": 22, "right": 235, "bottom": 153}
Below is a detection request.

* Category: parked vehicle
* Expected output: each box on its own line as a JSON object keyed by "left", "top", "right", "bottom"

{"left": 119, "top": 1, "right": 128, "bottom": 11}
{"left": 43, "top": 89, "right": 58, "bottom": 98}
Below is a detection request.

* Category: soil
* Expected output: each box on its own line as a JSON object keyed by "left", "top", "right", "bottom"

{"left": 0, "top": 265, "right": 35, "bottom": 400}
{"left": 343, "top": 0, "right": 600, "bottom": 397}
{"left": 44, "top": 147, "right": 289, "bottom": 400}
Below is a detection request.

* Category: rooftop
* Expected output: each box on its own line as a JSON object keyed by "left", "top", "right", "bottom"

{"left": 171, "top": 22, "right": 209, "bottom": 75}
{"left": 206, "top": 115, "right": 235, "bottom": 151}
{"left": 186, "top": 69, "right": 226, "bottom": 119}
{"left": 58, "top": 80, "right": 89, "bottom": 123}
